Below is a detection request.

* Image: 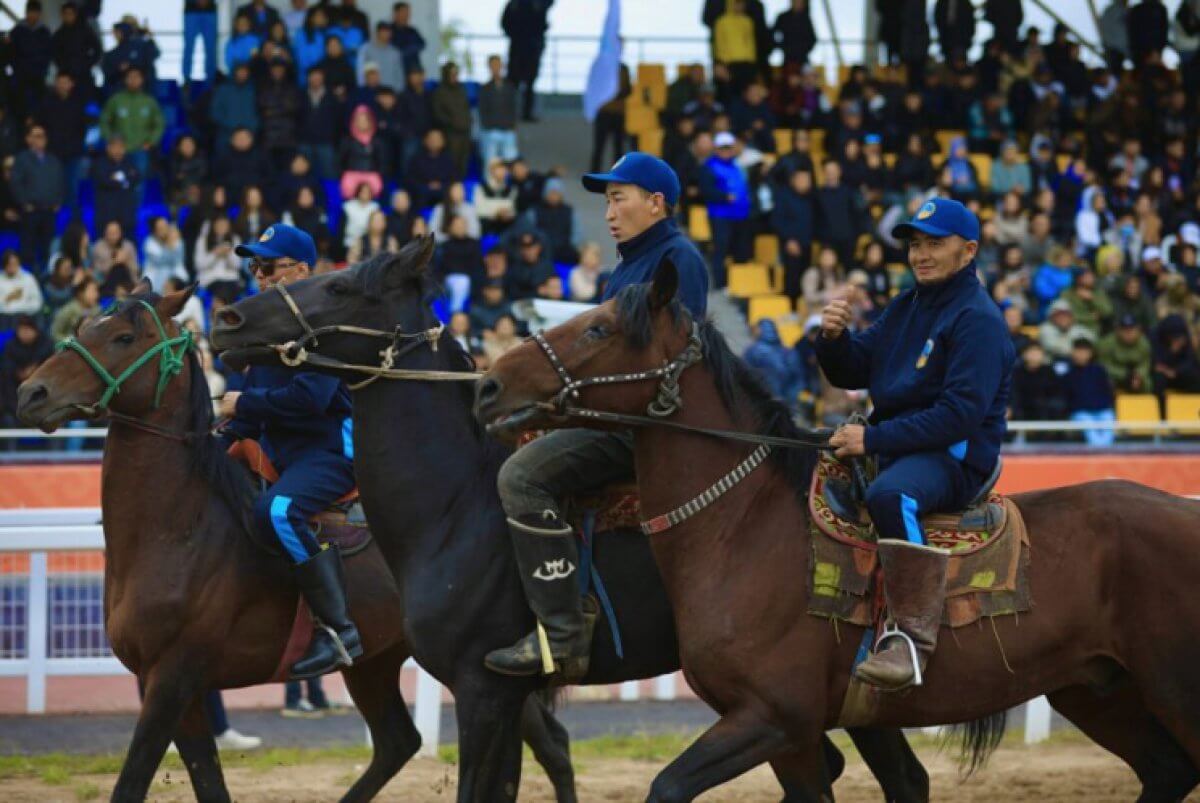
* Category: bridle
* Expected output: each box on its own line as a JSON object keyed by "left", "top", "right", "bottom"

{"left": 269, "top": 282, "right": 478, "bottom": 389}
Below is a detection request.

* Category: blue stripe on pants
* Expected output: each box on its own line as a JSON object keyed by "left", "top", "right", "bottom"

{"left": 899, "top": 493, "right": 925, "bottom": 545}
{"left": 270, "top": 495, "right": 311, "bottom": 562}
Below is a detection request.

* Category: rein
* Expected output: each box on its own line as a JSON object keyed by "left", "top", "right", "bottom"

{"left": 271, "top": 283, "right": 478, "bottom": 389}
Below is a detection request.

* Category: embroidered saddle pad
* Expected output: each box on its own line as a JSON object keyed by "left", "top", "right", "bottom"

{"left": 807, "top": 453, "right": 1032, "bottom": 629}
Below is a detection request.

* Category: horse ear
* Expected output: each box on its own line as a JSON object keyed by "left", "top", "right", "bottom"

{"left": 157, "top": 283, "right": 197, "bottom": 319}
{"left": 133, "top": 277, "right": 153, "bottom": 296}
{"left": 383, "top": 234, "right": 436, "bottom": 288}
{"left": 648, "top": 259, "right": 679, "bottom": 311}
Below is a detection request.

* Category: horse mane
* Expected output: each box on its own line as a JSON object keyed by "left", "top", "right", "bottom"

{"left": 357, "top": 249, "right": 439, "bottom": 302}
{"left": 614, "top": 284, "right": 817, "bottom": 498}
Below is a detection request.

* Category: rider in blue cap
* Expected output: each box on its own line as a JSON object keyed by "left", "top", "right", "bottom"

{"left": 484, "top": 153, "right": 709, "bottom": 678}
{"left": 220, "top": 224, "right": 362, "bottom": 679}
{"left": 814, "top": 197, "right": 1015, "bottom": 691}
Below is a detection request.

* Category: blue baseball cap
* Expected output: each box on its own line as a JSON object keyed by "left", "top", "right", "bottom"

{"left": 235, "top": 224, "right": 318, "bottom": 267}
{"left": 582, "top": 152, "right": 681, "bottom": 206}
{"left": 892, "top": 197, "right": 980, "bottom": 242}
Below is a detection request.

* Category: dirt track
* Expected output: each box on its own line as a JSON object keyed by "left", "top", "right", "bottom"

{"left": 0, "top": 739, "right": 1164, "bottom": 801}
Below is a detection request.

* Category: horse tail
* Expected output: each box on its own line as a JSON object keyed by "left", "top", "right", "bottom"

{"left": 946, "top": 710, "right": 1007, "bottom": 776}
{"left": 533, "top": 686, "right": 567, "bottom": 713}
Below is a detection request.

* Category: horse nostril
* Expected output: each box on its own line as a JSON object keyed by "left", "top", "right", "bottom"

{"left": 26, "top": 383, "right": 47, "bottom": 404}
{"left": 215, "top": 307, "right": 244, "bottom": 330}
{"left": 476, "top": 377, "right": 503, "bottom": 409}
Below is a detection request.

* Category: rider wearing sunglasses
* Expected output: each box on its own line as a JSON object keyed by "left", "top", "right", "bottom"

{"left": 219, "top": 224, "right": 362, "bottom": 679}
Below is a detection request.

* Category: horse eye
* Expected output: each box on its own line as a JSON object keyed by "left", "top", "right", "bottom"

{"left": 585, "top": 324, "right": 611, "bottom": 340}
{"left": 115, "top": 333, "right": 136, "bottom": 345}
{"left": 326, "top": 282, "right": 348, "bottom": 296}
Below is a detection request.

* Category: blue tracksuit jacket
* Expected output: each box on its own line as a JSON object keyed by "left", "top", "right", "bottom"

{"left": 602, "top": 217, "right": 709, "bottom": 318}
{"left": 814, "top": 264, "right": 1015, "bottom": 475}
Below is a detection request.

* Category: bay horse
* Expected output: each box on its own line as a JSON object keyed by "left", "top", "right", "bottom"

{"left": 210, "top": 240, "right": 931, "bottom": 801}
{"left": 474, "top": 260, "right": 1200, "bottom": 801}
{"left": 13, "top": 283, "right": 583, "bottom": 803}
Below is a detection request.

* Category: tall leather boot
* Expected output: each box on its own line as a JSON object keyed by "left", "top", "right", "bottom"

{"left": 854, "top": 539, "right": 950, "bottom": 691}
{"left": 290, "top": 546, "right": 364, "bottom": 680}
{"left": 485, "top": 516, "right": 595, "bottom": 680}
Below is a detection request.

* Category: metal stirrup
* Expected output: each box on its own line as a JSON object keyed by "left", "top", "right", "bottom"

{"left": 874, "top": 620, "right": 924, "bottom": 687}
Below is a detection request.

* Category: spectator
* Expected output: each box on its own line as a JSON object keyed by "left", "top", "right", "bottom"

{"left": 35, "top": 74, "right": 89, "bottom": 214}
{"left": 431, "top": 63, "right": 473, "bottom": 179}
{"left": 0, "top": 251, "right": 43, "bottom": 324}
{"left": 989, "top": 141, "right": 1032, "bottom": 199}
{"left": 296, "top": 68, "right": 341, "bottom": 180}
{"left": 292, "top": 7, "right": 329, "bottom": 81}
{"left": 102, "top": 20, "right": 161, "bottom": 91}
{"left": 8, "top": 1, "right": 52, "bottom": 121}
{"left": 1062, "top": 267, "right": 1113, "bottom": 337}
{"left": 933, "top": 0, "right": 976, "bottom": 60}
{"left": 1032, "top": 245, "right": 1076, "bottom": 315}
{"left": 405, "top": 128, "right": 456, "bottom": 209}
{"left": 568, "top": 242, "right": 605, "bottom": 302}
{"left": 316, "top": 35, "right": 357, "bottom": 98}
{"left": 1127, "top": 0, "right": 1168, "bottom": 68}
{"left": 1100, "top": 0, "right": 1131, "bottom": 73}
{"left": 802, "top": 245, "right": 846, "bottom": 308}
{"left": 702, "top": 132, "right": 752, "bottom": 288}
{"left": 435, "top": 214, "right": 482, "bottom": 310}
{"left": 506, "top": 231, "right": 554, "bottom": 299}
{"left": 51, "top": 2, "right": 103, "bottom": 98}
{"left": 1010, "top": 341, "right": 1069, "bottom": 424}
{"left": 429, "top": 182, "right": 481, "bottom": 243}
{"left": 1111, "top": 273, "right": 1158, "bottom": 335}
{"left": 10, "top": 124, "right": 64, "bottom": 272}
{"left": 90, "top": 221, "right": 139, "bottom": 286}
{"left": 99, "top": 68, "right": 163, "bottom": 191}
{"left": 588, "top": 62, "right": 633, "bottom": 174}
{"left": 236, "top": 0, "right": 281, "bottom": 38}
{"left": 1039, "top": 299, "right": 1094, "bottom": 362}
{"left": 358, "top": 22, "right": 403, "bottom": 90}
{"left": 142, "top": 218, "right": 188, "bottom": 291}
{"left": 1075, "top": 188, "right": 1113, "bottom": 261}
{"left": 42, "top": 257, "right": 78, "bottom": 319}
{"left": 520, "top": 178, "right": 579, "bottom": 264}
{"left": 729, "top": 82, "right": 775, "bottom": 153}
{"left": 501, "top": 0, "right": 554, "bottom": 121}
{"left": 967, "top": 93, "right": 1015, "bottom": 158}
{"left": 212, "top": 128, "right": 268, "bottom": 202}
{"left": 210, "top": 63, "right": 259, "bottom": 156}
{"left": 770, "top": 168, "right": 814, "bottom": 302}
{"left": 1098, "top": 313, "right": 1154, "bottom": 393}
{"left": 772, "top": 0, "right": 816, "bottom": 67}
{"left": 282, "top": 185, "right": 333, "bottom": 255}
{"left": 90, "top": 136, "right": 141, "bottom": 237}
{"left": 326, "top": 3, "right": 366, "bottom": 63}
{"left": 348, "top": 209, "right": 399, "bottom": 263}
{"left": 167, "top": 135, "right": 208, "bottom": 209}
{"left": 182, "top": 0, "right": 219, "bottom": 83}
{"left": 194, "top": 216, "right": 243, "bottom": 304}
{"left": 985, "top": 0, "right": 1024, "bottom": 55}
{"left": 475, "top": 159, "right": 518, "bottom": 236}
{"left": 258, "top": 58, "right": 302, "bottom": 172}
{"left": 713, "top": 0, "right": 758, "bottom": 92}
{"left": 51, "top": 275, "right": 100, "bottom": 341}
{"left": 666, "top": 64, "right": 706, "bottom": 125}
{"left": 1065, "top": 337, "right": 1116, "bottom": 446}
{"left": 744, "top": 319, "right": 803, "bottom": 408}
{"left": 478, "top": 56, "right": 520, "bottom": 169}
{"left": 338, "top": 105, "right": 386, "bottom": 200}
{"left": 481, "top": 312, "right": 522, "bottom": 362}
{"left": 233, "top": 185, "right": 276, "bottom": 243}
{"left": 940, "top": 137, "right": 980, "bottom": 201}
{"left": 341, "top": 181, "right": 380, "bottom": 254}
{"left": 0, "top": 315, "right": 52, "bottom": 431}
{"left": 992, "top": 193, "right": 1028, "bottom": 247}
{"left": 389, "top": 2, "right": 426, "bottom": 75}
{"left": 397, "top": 67, "right": 433, "bottom": 169}
{"left": 384, "top": 189, "right": 415, "bottom": 245}
{"left": 225, "top": 13, "right": 261, "bottom": 71}
{"left": 1157, "top": 273, "right": 1200, "bottom": 331}
{"left": 470, "top": 276, "right": 512, "bottom": 333}
{"left": 814, "top": 159, "right": 863, "bottom": 269}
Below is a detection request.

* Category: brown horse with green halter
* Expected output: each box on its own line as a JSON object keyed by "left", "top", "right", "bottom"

{"left": 475, "top": 261, "right": 1200, "bottom": 801}
{"left": 13, "top": 282, "right": 583, "bottom": 803}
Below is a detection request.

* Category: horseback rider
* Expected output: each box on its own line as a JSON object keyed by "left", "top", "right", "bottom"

{"left": 815, "top": 198, "right": 1015, "bottom": 691}
{"left": 218, "top": 224, "right": 362, "bottom": 679}
{"left": 485, "top": 153, "right": 709, "bottom": 678}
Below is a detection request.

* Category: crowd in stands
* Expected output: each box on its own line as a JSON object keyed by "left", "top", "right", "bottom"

{"left": 641, "top": 0, "right": 1200, "bottom": 438}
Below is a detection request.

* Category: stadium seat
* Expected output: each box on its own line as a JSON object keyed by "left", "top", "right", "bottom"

{"left": 969, "top": 154, "right": 992, "bottom": 190}
{"left": 727, "top": 264, "right": 773, "bottom": 297}
{"left": 1116, "top": 393, "right": 1161, "bottom": 437}
{"left": 883, "top": 153, "right": 897, "bottom": 169}
{"left": 635, "top": 81, "right": 667, "bottom": 109}
{"left": 774, "top": 129, "right": 794, "bottom": 154}
{"left": 1165, "top": 394, "right": 1200, "bottom": 431}
{"left": 624, "top": 102, "right": 659, "bottom": 135}
{"left": 639, "top": 128, "right": 664, "bottom": 157}
{"left": 747, "top": 294, "right": 792, "bottom": 323}
{"left": 688, "top": 206, "right": 711, "bottom": 242}
{"left": 776, "top": 321, "right": 804, "bottom": 347}
{"left": 754, "top": 234, "right": 779, "bottom": 266}
{"left": 636, "top": 63, "right": 667, "bottom": 88}
{"left": 935, "top": 129, "right": 966, "bottom": 156}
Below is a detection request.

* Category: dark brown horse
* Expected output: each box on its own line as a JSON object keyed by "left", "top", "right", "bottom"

{"left": 13, "top": 284, "right": 579, "bottom": 803}
{"left": 475, "top": 261, "right": 1200, "bottom": 802}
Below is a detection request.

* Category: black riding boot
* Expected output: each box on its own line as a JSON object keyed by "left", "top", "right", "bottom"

{"left": 290, "top": 546, "right": 364, "bottom": 680}
{"left": 484, "top": 516, "right": 594, "bottom": 680}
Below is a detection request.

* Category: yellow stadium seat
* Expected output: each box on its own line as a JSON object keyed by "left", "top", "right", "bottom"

{"left": 688, "top": 206, "right": 711, "bottom": 242}
{"left": 639, "top": 128, "right": 664, "bottom": 157}
{"left": 636, "top": 63, "right": 667, "bottom": 88}
{"left": 1165, "top": 394, "right": 1200, "bottom": 431}
{"left": 837, "top": 65, "right": 852, "bottom": 87}
{"left": 969, "top": 153, "right": 992, "bottom": 190}
{"left": 1056, "top": 154, "right": 1071, "bottom": 173}
{"left": 1019, "top": 325, "right": 1039, "bottom": 340}
{"left": 624, "top": 102, "right": 658, "bottom": 135}
{"left": 1117, "top": 393, "right": 1162, "bottom": 437}
{"left": 747, "top": 294, "right": 793, "bottom": 323}
{"left": 755, "top": 234, "right": 779, "bottom": 266}
{"left": 776, "top": 321, "right": 804, "bottom": 347}
{"left": 935, "top": 129, "right": 966, "bottom": 156}
{"left": 883, "top": 153, "right": 897, "bottom": 169}
{"left": 727, "top": 264, "right": 774, "bottom": 297}
{"left": 635, "top": 82, "right": 667, "bottom": 109}
{"left": 775, "top": 128, "right": 794, "bottom": 154}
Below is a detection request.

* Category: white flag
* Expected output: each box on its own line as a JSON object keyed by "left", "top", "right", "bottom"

{"left": 583, "top": 0, "right": 622, "bottom": 123}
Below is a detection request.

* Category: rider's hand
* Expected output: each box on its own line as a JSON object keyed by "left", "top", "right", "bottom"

{"left": 219, "top": 392, "right": 242, "bottom": 419}
{"left": 820, "top": 300, "right": 853, "bottom": 340}
{"left": 830, "top": 424, "right": 866, "bottom": 458}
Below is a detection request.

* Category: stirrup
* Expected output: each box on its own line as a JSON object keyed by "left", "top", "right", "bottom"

{"left": 874, "top": 619, "right": 924, "bottom": 687}
{"left": 316, "top": 621, "right": 354, "bottom": 667}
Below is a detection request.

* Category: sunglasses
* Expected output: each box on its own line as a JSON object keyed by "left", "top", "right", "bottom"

{"left": 251, "top": 259, "right": 302, "bottom": 278}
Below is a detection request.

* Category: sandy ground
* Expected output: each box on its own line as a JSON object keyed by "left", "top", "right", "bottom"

{"left": 0, "top": 740, "right": 1166, "bottom": 802}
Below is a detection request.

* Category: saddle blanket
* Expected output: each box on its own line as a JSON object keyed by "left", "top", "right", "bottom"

{"left": 807, "top": 453, "right": 1032, "bottom": 629}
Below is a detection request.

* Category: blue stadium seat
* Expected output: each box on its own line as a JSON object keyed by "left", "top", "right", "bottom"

{"left": 555, "top": 263, "right": 572, "bottom": 289}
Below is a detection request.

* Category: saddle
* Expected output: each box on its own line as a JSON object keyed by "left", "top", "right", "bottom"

{"left": 226, "top": 439, "right": 372, "bottom": 557}
{"left": 807, "top": 452, "right": 1032, "bottom": 630}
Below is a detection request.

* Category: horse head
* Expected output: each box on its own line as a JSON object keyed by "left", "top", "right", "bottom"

{"left": 211, "top": 235, "right": 437, "bottom": 377}
{"left": 17, "top": 279, "right": 196, "bottom": 432}
{"left": 476, "top": 259, "right": 695, "bottom": 441}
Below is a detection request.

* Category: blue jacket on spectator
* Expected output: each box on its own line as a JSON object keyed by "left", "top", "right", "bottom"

{"left": 814, "top": 264, "right": 1015, "bottom": 475}
{"left": 224, "top": 32, "right": 261, "bottom": 70}
{"left": 1032, "top": 262, "right": 1073, "bottom": 311}
{"left": 210, "top": 79, "right": 259, "bottom": 147}
{"left": 1065, "top": 361, "right": 1114, "bottom": 414}
{"left": 601, "top": 217, "right": 709, "bottom": 317}
{"left": 292, "top": 30, "right": 327, "bottom": 81}
{"left": 702, "top": 154, "right": 751, "bottom": 220}
{"left": 744, "top": 320, "right": 804, "bottom": 407}
{"left": 225, "top": 364, "right": 353, "bottom": 470}
{"left": 327, "top": 25, "right": 365, "bottom": 66}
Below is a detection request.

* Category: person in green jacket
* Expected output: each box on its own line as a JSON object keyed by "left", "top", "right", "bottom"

{"left": 430, "top": 62, "right": 472, "bottom": 179}
{"left": 100, "top": 67, "right": 165, "bottom": 184}
{"left": 51, "top": 276, "right": 100, "bottom": 343}
{"left": 1062, "top": 267, "right": 1114, "bottom": 338}
{"left": 1097, "top": 313, "right": 1154, "bottom": 394}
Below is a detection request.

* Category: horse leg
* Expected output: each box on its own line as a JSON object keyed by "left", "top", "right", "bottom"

{"left": 453, "top": 681, "right": 528, "bottom": 802}
{"left": 768, "top": 742, "right": 834, "bottom": 803}
{"left": 519, "top": 690, "right": 578, "bottom": 803}
{"left": 1049, "top": 684, "right": 1199, "bottom": 802}
{"left": 339, "top": 644, "right": 422, "bottom": 803}
{"left": 111, "top": 665, "right": 203, "bottom": 802}
{"left": 645, "top": 713, "right": 798, "bottom": 803}
{"left": 172, "top": 694, "right": 231, "bottom": 803}
{"left": 845, "top": 727, "right": 930, "bottom": 803}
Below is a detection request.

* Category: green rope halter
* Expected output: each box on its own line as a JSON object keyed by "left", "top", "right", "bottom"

{"left": 54, "top": 300, "right": 194, "bottom": 412}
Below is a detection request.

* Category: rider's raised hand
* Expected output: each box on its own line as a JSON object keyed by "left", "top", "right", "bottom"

{"left": 821, "top": 300, "right": 853, "bottom": 340}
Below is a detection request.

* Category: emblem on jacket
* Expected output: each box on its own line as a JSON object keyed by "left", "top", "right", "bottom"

{"left": 916, "top": 338, "right": 934, "bottom": 369}
{"left": 533, "top": 559, "right": 576, "bottom": 582}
